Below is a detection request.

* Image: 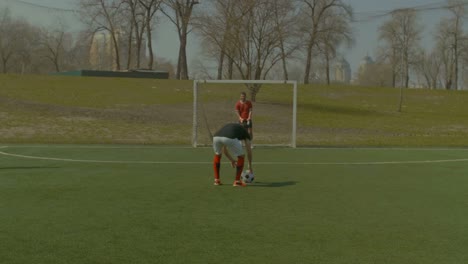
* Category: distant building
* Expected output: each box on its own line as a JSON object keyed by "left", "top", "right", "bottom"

{"left": 334, "top": 57, "right": 351, "bottom": 84}
{"left": 89, "top": 32, "right": 115, "bottom": 70}
{"left": 358, "top": 55, "right": 374, "bottom": 76}
{"left": 89, "top": 31, "right": 146, "bottom": 71}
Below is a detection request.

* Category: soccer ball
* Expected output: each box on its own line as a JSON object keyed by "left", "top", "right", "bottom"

{"left": 241, "top": 170, "right": 255, "bottom": 183}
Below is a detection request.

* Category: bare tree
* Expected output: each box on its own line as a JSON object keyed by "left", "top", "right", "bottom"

{"left": 194, "top": 0, "right": 244, "bottom": 80}
{"left": 414, "top": 49, "right": 442, "bottom": 89}
{"left": 162, "top": 0, "right": 200, "bottom": 79}
{"left": 65, "top": 31, "right": 94, "bottom": 70}
{"left": 123, "top": 0, "right": 162, "bottom": 69}
{"left": 379, "top": 8, "right": 422, "bottom": 111}
{"left": 138, "top": 0, "right": 163, "bottom": 69}
{"left": 316, "top": 7, "right": 354, "bottom": 84}
{"left": 195, "top": 0, "right": 297, "bottom": 81}
{"left": 197, "top": 0, "right": 293, "bottom": 99}
{"left": 378, "top": 27, "right": 399, "bottom": 88}
{"left": 80, "top": 0, "right": 128, "bottom": 70}
{"left": 0, "top": 7, "right": 90, "bottom": 74}
{"left": 223, "top": 0, "right": 292, "bottom": 100}
{"left": 379, "top": 8, "right": 422, "bottom": 89}
{"left": 434, "top": 0, "right": 465, "bottom": 90}
{"left": 235, "top": 0, "right": 279, "bottom": 80}
{"left": 272, "top": 0, "right": 300, "bottom": 81}
{"left": 123, "top": 0, "right": 138, "bottom": 69}
{"left": 0, "top": 8, "right": 12, "bottom": 73}
{"left": 38, "top": 28, "right": 67, "bottom": 72}
{"left": 0, "top": 8, "right": 42, "bottom": 74}
{"left": 297, "top": 0, "right": 353, "bottom": 84}
{"left": 436, "top": 19, "right": 455, "bottom": 90}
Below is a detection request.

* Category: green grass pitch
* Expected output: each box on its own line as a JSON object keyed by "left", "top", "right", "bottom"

{"left": 1, "top": 145, "right": 468, "bottom": 264}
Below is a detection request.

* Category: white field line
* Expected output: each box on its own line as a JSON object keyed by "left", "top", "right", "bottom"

{"left": 1, "top": 148, "right": 468, "bottom": 165}
{"left": 3, "top": 145, "right": 468, "bottom": 151}
{"left": 0, "top": 150, "right": 205, "bottom": 164}
{"left": 0, "top": 145, "right": 194, "bottom": 149}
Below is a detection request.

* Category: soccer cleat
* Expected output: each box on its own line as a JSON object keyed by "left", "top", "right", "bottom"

{"left": 233, "top": 180, "right": 247, "bottom": 187}
{"left": 214, "top": 179, "right": 222, "bottom": 186}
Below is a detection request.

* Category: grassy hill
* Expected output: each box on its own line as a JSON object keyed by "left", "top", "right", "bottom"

{"left": 1, "top": 74, "right": 468, "bottom": 147}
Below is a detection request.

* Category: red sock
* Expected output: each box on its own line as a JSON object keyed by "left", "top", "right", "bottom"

{"left": 213, "top": 155, "right": 221, "bottom": 180}
{"left": 235, "top": 156, "right": 245, "bottom": 181}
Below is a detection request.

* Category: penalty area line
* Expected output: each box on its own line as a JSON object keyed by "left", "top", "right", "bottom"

{"left": 1, "top": 150, "right": 468, "bottom": 165}
{"left": 259, "top": 159, "right": 468, "bottom": 165}
{"left": 0, "top": 151, "right": 208, "bottom": 164}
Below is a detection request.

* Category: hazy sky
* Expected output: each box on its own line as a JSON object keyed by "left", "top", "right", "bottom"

{"left": 0, "top": 0, "right": 450, "bottom": 77}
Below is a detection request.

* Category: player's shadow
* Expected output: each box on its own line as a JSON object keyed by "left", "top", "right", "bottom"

{"left": 0, "top": 166, "right": 60, "bottom": 170}
{"left": 249, "top": 181, "right": 297, "bottom": 187}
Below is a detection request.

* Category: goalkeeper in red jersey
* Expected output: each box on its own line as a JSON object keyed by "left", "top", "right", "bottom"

{"left": 235, "top": 92, "right": 253, "bottom": 142}
{"left": 212, "top": 123, "right": 253, "bottom": 187}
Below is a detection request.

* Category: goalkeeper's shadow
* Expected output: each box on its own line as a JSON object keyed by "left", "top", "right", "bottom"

{"left": 249, "top": 181, "right": 297, "bottom": 187}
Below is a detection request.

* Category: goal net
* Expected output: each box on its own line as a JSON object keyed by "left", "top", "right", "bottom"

{"left": 192, "top": 80, "right": 297, "bottom": 148}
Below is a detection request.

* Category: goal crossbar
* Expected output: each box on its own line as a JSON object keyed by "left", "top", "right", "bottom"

{"left": 194, "top": 80, "right": 298, "bottom": 85}
{"left": 192, "top": 79, "right": 298, "bottom": 148}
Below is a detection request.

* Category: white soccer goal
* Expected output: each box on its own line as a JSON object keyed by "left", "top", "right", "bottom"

{"left": 192, "top": 79, "right": 297, "bottom": 148}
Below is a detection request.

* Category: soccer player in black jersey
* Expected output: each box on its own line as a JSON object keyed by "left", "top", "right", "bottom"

{"left": 212, "top": 123, "right": 253, "bottom": 186}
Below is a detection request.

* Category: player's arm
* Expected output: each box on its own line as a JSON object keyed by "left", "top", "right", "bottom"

{"left": 247, "top": 102, "right": 252, "bottom": 121}
{"left": 235, "top": 103, "right": 243, "bottom": 122}
{"left": 244, "top": 140, "right": 253, "bottom": 172}
{"left": 237, "top": 112, "right": 243, "bottom": 122}
{"left": 223, "top": 146, "right": 236, "bottom": 168}
{"left": 236, "top": 111, "right": 243, "bottom": 122}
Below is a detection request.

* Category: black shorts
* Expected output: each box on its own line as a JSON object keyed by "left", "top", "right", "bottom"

{"left": 240, "top": 120, "right": 252, "bottom": 129}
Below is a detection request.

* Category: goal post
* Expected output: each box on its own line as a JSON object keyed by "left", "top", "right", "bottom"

{"left": 192, "top": 79, "right": 297, "bottom": 148}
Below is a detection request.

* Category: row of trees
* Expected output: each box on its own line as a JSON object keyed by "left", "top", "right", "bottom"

{"left": 194, "top": 0, "right": 353, "bottom": 85}
{"left": 197, "top": 0, "right": 468, "bottom": 90}
{"left": 0, "top": 1, "right": 178, "bottom": 76}
{"left": 0, "top": 7, "right": 87, "bottom": 74}
{"left": 76, "top": 0, "right": 353, "bottom": 84}
{"left": 0, "top": 0, "right": 354, "bottom": 83}
{"left": 359, "top": 0, "right": 468, "bottom": 90}
{"left": 79, "top": 0, "right": 198, "bottom": 79}
{"left": 0, "top": 0, "right": 467, "bottom": 90}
